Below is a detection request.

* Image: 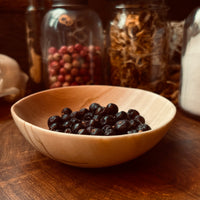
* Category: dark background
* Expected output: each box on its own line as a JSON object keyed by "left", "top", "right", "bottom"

{"left": 0, "top": 0, "right": 199, "bottom": 75}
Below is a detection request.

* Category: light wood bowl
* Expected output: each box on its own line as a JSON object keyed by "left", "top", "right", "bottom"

{"left": 11, "top": 85, "right": 176, "bottom": 168}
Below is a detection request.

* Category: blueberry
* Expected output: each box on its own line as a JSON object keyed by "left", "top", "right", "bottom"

{"left": 61, "top": 107, "right": 72, "bottom": 115}
{"left": 95, "top": 106, "right": 107, "bottom": 116}
{"left": 93, "top": 114, "right": 101, "bottom": 121}
{"left": 72, "top": 123, "right": 83, "bottom": 133}
{"left": 89, "top": 103, "right": 100, "bottom": 113}
{"left": 83, "top": 112, "right": 93, "bottom": 120}
{"left": 135, "top": 115, "right": 145, "bottom": 124}
{"left": 86, "top": 126, "right": 94, "bottom": 134}
{"left": 128, "top": 109, "right": 139, "bottom": 119}
{"left": 105, "top": 103, "right": 118, "bottom": 115}
{"left": 115, "top": 111, "right": 128, "bottom": 121}
{"left": 104, "top": 128, "right": 116, "bottom": 136}
{"left": 89, "top": 119, "right": 101, "bottom": 128}
{"left": 70, "top": 111, "right": 80, "bottom": 119}
{"left": 64, "top": 128, "right": 72, "bottom": 133}
{"left": 78, "top": 128, "right": 89, "bottom": 135}
{"left": 100, "top": 115, "right": 115, "bottom": 126}
{"left": 114, "top": 120, "right": 130, "bottom": 133}
{"left": 61, "top": 114, "right": 71, "bottom": 121}
{"left": 70, "top": 118, "right": 81, "bottom": 124}
{"left": 78, "top": 108, "right": 89, "bottom": 118}
{"left": 91, "top": 128, "right": 104, "bottom": 135}
{"left": 129, "top": 119, "right": 139, "bottom": 129}
{"left": 127, "top": 129, "right": 138, "bottom": 134}
{"left": 81, "top": 120, "right": 90, "bottom": 128}
{"left": 137, "top": 124, "right": 151, "bottom": 132}
{"left": 49, "top": 122, "right": 62, "bottom": 131}
{"left": 48, "top": 115, "right": 62, "bottom": 127}
{"left": 62, "top": 121, "right": 72, "bottom": 129}
{"left": 102, "top": 124, "right": 112, "bottom": 132}
{"left": 55, "top": 129, "right": 64, "bottom": 133}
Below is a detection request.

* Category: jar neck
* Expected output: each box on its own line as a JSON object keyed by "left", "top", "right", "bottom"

{"left": 27, "top": 0, "right": 45, "bottom": 11}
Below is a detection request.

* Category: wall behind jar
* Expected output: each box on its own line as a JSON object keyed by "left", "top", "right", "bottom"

{"left": 0, "top": 0, "right": 198, "bottom": 75}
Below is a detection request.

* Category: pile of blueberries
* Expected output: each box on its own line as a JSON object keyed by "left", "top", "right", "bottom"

{"left": 47, "top": 103, "right": 151, "bottom": 136}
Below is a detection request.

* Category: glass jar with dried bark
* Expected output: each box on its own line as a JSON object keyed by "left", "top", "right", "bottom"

{"left": 106, "top": 0, "right": 169, "bottom": 93}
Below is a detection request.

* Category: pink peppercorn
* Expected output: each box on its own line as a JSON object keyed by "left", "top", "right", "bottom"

{"left": 59, "top": 45, "right": 68, "bottom": 54}
{"left": 72, "top": 60, "right": 80, "bottom": 68}
{"left": 72, "top": 53, "right": 80, "bottom": 60}
{"left": 59, "top": 59, "right": 65, "bottom": 66}
{"left": 64, "top": 63, "right": 72, "bottom": 71}
{"left": 48, "top": 68, "right": 57, "bottom": 76}
{"left": 50, "top": 61, "right": 60, "bottom": 71}
{"left": 62, "top": 82, "right": 70, "bottom": 87}
{"left": 49, "top": 75, "right": 57, "bottom": 83}
{"left": 47, "top": 55, "right": 54, "bottom": 62}
{"left": 74, "top": 43, "right": 83, "bottom": 52}
{"left": 59, "top": 67, "right": 67, "bottom": 75}
{"left": 48, "top": 47, "right": 57, "bottom": 54}
{"left": 75, "top": 76, "right": 83, "bottom": 84}
{"left": 62, "top": 54, "right": 71, "bottom": 63}
{"left": 88, "top": 45, "right": 95, "bottom": 52}
{"left": 71, "top": 68, "right": 79, "bottom": 76}
{"left": 81, "top": 63, "right": 89, "bottom": 69}
{"left": 57, "top": 74, "right": 65, "bottom": 82}
{"left": 80, "top": 50, "right": 87, "bottom": 57}
{"left": 67, "top": 45, "right": 74, "bottom": 54}
{"left": 65, "top": 74, "right": 73, "bottom": 82}
{"left": 50, "top": 81, "right": 62, "bottom": 88}
{"left": 53, "top": 52, "right": 61, "bottom": 61}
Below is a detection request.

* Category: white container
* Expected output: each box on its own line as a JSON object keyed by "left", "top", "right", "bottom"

{"left": 179, "top": 7, "right": 200, "bottom": 118}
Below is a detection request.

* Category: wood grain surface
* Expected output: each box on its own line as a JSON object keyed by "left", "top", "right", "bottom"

{"left": 1, "top": 100, "right": 200, "bottom": 199}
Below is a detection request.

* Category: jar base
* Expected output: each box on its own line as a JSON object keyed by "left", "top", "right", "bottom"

{"left": 178, "top": 106, "right": 200, "bottom": 121}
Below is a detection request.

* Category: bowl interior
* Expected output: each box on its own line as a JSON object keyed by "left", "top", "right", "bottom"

{"left": 12, "top": 85, "right": 176, "bottom": 132}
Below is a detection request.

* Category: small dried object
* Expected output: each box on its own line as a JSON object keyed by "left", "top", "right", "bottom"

{"left": 108, "top": 5, "right": 169, "bottom": 92}
{"left": 58, "top": 14, "right": 90, "bottom": 45}
{"left": 0, "top": 54, "right": 28, "bottom": 102}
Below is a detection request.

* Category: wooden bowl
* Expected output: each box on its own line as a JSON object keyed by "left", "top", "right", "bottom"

{"left": 11, "top": 85, "right": 176, "bottom": 168}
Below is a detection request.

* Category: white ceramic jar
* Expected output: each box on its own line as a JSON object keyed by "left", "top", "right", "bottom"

{"left": 179, "top": 7, "right": 200, "bottom": 119}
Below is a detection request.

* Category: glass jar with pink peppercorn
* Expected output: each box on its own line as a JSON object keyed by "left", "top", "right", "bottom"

{"left": 41, "top": 0, "right": 104, "bottom": 88}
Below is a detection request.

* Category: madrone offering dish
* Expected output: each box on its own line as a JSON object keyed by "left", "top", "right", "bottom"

{"left": 11, "top": 85, "right": 176, "bottom": 168}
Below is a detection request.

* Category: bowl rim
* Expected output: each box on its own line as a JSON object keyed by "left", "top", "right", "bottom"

{"left": 11, "top": 85, "right": 177, "bottom": 139}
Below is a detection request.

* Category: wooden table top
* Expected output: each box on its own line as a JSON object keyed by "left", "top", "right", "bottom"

{"left": 1, "top": 100, "right": 200, "bottom": 200}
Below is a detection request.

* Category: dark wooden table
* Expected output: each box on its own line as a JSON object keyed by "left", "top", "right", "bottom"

{"left": 1, "top": 100, "right": 200, "bottom": 200}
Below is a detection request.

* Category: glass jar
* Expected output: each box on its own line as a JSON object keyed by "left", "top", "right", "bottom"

{"left": 106, "top": 0, "right": 169, "bottom": 93}
{"left": 41, "top": 0, "right": 104, "bottom": 88}
{"left": 179, "top": 7, "right": 200, "bottom": 119}
{"left": 26, "top": 0, "right": 47, "bottom": 93}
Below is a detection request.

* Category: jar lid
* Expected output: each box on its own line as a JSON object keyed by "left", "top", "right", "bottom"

{"left": 52, "top": 0, "right": 88, "bottom": 5}
{"left": 110, "top": 0, "right": 166, "bottom": 5}
{"left": 114, "top": 0, "right": 168, "bottom": 10}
